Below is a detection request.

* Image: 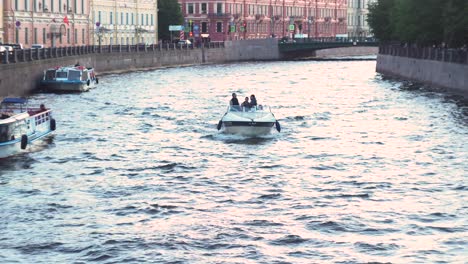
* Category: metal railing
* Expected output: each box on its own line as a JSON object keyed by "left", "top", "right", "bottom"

{"left": 0, "top": 42, "right": 226, "bottom": 64}
{"left": 379, "top": 45, "right": 468, "bottom": 65}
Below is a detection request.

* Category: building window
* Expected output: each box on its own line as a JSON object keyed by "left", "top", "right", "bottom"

{"left": 121, "top": 13, "right": 123, "bottom": 25}
{"left": 59, "top": 32, "right": 62, "bottom": 44}
{"left": 216, "top": 22, "right": 222, "bottom": 32}
{"left": 34, "top": 28, "right": 38, "bottom": 43}
{"left": 151, "top": 14, "right": 154, "bottom": 25}
{"left": 201, "top": 3, "right": 207, "bottom": 14}
{"left": 74, "top": 0, "right": 77, "bottom": 13}
{"left": 15, "top": 0, "right": 18, "bottom": 10}
{"left": 132, "top": 14, "right": 134, "bottom": 25}
{"left": 50, "top": 0, "right": 54, "bottom": 12}
{"left": 201, "top": 22, "right": 207, "bottom": 33}
{"left": 25, "top": 28, "right": 29, "bottom": 44}
{"left": 110, "top": 12, "right": 113, "bottom": 24}
{"left": 141, "top": 14, "right": 144, "bottom": 25}
{"left": 75, "top": 29, "right": 78, "bottom": 44}
{"left": 81, "top": 0, "right": 84, "bottom": 14}
{"left": 24, "top": 0, "right": 28, "bottom": 11}
{"left": 82, "top": 29, "right": 85, "bottom": 44}
{"left": 216, "top": 3, "right": 222, "bottom": 14}
{"left": 98, "top": 11, "right": 102, "bottom": 23}
{"left": 67, "top": 28, "right": 70, "bottom": 43}
{"left": 187, "top": 3, "right": 194, "bottom": 14}
{"left": 15, "top": 28, "right": 19, "bottom": 43}
{"left": 42, "top": 28, "right": 46, "bottom": 44}
{"left": 146, "top": 14, "right": 149, "bottom": 25}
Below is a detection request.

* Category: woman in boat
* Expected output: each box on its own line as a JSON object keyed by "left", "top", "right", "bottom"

{"left": 250, "top": 94, "right": 257, "bottom": 108}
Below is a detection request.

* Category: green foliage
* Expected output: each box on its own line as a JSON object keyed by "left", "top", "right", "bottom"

{"left": 367, "top": 0, "right": 468, "bottom": 47}
{"left": 158, "top": 0, "right": 184, "bottom": 41}
{"left": 367, "top": 0, "right": 396, "bottom": 42}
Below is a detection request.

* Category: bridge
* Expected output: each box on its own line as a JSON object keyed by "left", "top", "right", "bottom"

{"left": 278, "top": 38, "right": 379, "bottom": 59}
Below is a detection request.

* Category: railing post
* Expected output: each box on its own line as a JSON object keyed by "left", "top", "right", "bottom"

{"left": 3, "top": 51, "right": 9, "bottom": 64}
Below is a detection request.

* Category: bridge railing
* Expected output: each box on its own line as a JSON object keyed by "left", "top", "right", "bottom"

{"left": 287, "top": 37, "right": 378, "bottom": 44}
{"left": 379, "top": 45, "right": 468, "bottom": 65}
{"left": 0, "top": 42, "right": 225, "bottom": 64}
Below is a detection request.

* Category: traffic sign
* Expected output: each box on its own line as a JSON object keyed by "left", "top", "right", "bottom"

{"left": 169, "top": 25, "right": 184, "bottom": 31}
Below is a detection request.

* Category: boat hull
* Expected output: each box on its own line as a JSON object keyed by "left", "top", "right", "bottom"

{"left": 41, "top": 80, "right": 94, "bottom": 92}
{"left": 222, "top": 121, "right": 275, "bottom": 136}
{"left": 0, "top": 130, "right": 53, "bottom": 158}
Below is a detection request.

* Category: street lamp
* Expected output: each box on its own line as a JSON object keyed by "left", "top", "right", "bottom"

{"left": 308, "top": 16, "right": 313, "bottom": 39}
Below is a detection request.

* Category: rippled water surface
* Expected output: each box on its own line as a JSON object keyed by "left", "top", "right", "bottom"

{"left": 1, "top": 60, "right": 467, "bottom": 263}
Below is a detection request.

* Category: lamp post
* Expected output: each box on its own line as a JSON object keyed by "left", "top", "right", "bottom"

{"left": 315, "top": 0, "right": 318, "bottom": 38}
{"left": 308, "top": 17, "right": 313, "bottom": 39}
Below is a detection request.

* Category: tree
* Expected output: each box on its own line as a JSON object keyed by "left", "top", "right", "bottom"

{"left": 368, "top": 0, "right": 467, "bottom": 47}
{"left": 158, "top": 0, "right": 184, "bottom": 41}
{"left": 367, "top": 0, "right": 397, "bottom": 42}
{"left": 442, "top": 0, "right": 468, "bottom": 47}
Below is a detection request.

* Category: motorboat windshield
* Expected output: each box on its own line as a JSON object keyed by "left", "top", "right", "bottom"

{"left": 228, "top": 105, "right": 269, "bottom": 112}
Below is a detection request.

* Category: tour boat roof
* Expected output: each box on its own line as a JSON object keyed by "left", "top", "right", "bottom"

{"left": 1, "top": 98, "right": 27, "bottom": 104}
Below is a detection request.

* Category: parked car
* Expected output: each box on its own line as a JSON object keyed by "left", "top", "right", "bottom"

{"left": 0, "top": 45, "right": 14, "bottom": 54}
{"left": 178, "top": 40, "right": 191, "bottom": 45}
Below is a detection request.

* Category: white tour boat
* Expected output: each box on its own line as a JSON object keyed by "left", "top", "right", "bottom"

{"left": 217, "top": 105, "right": 281, "bottom": 136}
{"left": 0, "top": 98, "right": 56, "bottom": 158}
{"left": 41, "top": 65, "right": 98, "bottom": 92}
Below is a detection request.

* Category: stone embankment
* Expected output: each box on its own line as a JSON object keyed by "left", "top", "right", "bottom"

{"left": 377, "top": 45, "right": 468, "bottom": 96}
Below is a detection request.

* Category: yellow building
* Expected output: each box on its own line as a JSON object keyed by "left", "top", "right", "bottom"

{"left": 90, "top": 0, "right": 158, "bottom": 46}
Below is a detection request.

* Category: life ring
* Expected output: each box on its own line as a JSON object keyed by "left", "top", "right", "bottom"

{"left": 275, "top": 120, "right": 281, "bottom": 132}
{"left": 87, "top": 79, "right": 90, "bottom": 86}
{"left": 50, "top": 118, "right": 56, "bottom": 131}
{"left": 217, "top": 120, "right": 222, "bottom": 130}
{"left": 21, "top": 135, "right": 28, "bottom": 149}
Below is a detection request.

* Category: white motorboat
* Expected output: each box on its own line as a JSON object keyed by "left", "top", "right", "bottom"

{"left": 0, "top": 98, "right": 56, "bottom": 158}
{"left": 41, "top": 65, "right": 98, "bottom": 92}
{"left": 217, "top": 105, "right": 281, "bottom": 136}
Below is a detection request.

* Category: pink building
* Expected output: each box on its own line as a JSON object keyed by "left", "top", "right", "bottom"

{"left": 179, "top": 0, "right": 347, "bottom": 42}
{"left": 2, "top": 0, "right": 90, "bottom": 48}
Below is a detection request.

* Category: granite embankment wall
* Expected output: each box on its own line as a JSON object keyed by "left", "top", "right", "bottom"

{"left": 376, "top": 46, "right": 468, "bottom": 96}
{"left": 0, "top": 39, "right": 279, "bottom": 97}
{"left": 315, "top": 46, "right": 378, "bottom": 58}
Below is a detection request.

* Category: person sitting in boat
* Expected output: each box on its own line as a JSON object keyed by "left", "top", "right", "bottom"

{"left": 241, "top": 97, "right": 251, "bottom": 110}
{"left": 250, "top": 94, "right": 257, "bottom": 109}
{"left": 230, "top": 93, "right": 240, "bottom": 111}
{"left": 39, "top": 104, "right": 47, "bottom": 112}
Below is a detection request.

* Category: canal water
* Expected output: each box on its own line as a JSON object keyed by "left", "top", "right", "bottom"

{"left": 0, "top": 60, "right": 466, "bottom": 263}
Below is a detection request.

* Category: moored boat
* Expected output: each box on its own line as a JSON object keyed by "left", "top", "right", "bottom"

{"left": 0, "top": 98, "right": 56, "bottom": 158}
{"left": 217, "top": 105, "right": 281, "bottom": 137}
{"left": 40, "top": 65, "right": 98, "bottom": 92}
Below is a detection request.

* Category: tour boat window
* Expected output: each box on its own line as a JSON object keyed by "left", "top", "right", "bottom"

{"left": 56, "top": 71, "right": 68, "bottom": 78}
{"left": 68, "top": 70, "right": 81, "bottom": 80}
{"left": 45, "top": 70, "right": 56, "bottom": 80}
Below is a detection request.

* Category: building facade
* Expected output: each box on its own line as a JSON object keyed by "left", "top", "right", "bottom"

{"left": 90, "top": 0, "right": 158, "bottom": 46}
{"left": 347, "top": 0, "right": 375, "bottom": 37}
{"left": 0, "top": 3, "right": 4, "bottom": 43}
{"left": 2, "top": 0, "right": 90, "bottom": 48}
{"left": 178, "top": 0, "right": 347, "bottom": 42}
